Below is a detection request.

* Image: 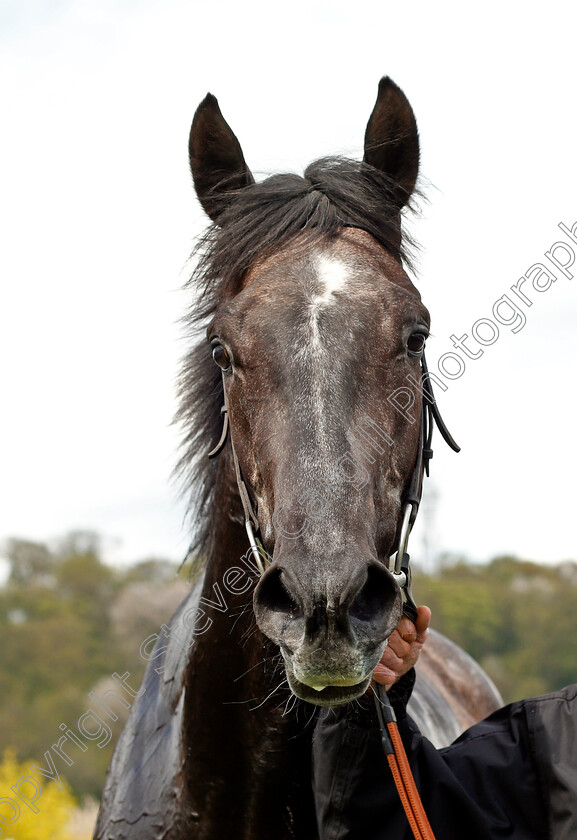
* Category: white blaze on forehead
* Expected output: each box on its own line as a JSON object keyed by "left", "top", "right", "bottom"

{"left": 309, "top": 255, "right": 349, "bottom": 350}
{"left": 303, "top": 254, "right": 349, "bottom": 470}
{"left": 312, "top": 256, "right": 349, "bottom": 307}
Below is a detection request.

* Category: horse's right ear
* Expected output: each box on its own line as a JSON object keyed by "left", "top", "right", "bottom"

{"left": 189, "top": 94, "right": 255, "bottom": 223}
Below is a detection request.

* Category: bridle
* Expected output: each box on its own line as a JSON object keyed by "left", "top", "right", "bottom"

{"left": 388, "top": 353, "right": 460, "bottom": 619}
{"left": 208, "top": 379, "right": 267, "bottom": 572}
{"left": 208, "top": 352, "right": 460, "bottom": 614}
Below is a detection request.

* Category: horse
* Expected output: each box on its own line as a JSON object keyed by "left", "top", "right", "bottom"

{"left": 94, "top": 77, "right": 501, "bottom": 840}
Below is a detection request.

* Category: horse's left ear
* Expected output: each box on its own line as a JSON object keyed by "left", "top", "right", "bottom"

{"left": 363, "top": 77, "right": 420, "bottom": 208}
{"left": 189, "top": 93, "right": 255, "bottom": 222}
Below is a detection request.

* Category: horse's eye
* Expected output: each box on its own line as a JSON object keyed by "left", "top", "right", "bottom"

{"left": 407, "top": 332, "right": 426, "bottom": 355}
{"left": 211, "top": 341, "right": 231, "bottom": 371}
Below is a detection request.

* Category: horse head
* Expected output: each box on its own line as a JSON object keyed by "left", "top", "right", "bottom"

{"left": 186, "top": 78, "right": 433, "bottom": 706}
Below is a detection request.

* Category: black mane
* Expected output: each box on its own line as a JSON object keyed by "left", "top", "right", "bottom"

{"left": 175, "top": 156, "right": 418, "bottom": 564}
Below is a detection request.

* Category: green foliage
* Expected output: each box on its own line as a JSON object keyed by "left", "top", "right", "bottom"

{"left": 413, "top": 556, "right": 577, "bottom": 703}
{"left": 0, "top": 536, "right": 184, "bottom": 801}
{"left": 1, "top": 532, "right": 576, "bottom": 805}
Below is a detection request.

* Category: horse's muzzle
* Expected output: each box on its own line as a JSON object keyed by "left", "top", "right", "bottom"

{"left": 253, "top": 559, "right": 402, "bottom": 705}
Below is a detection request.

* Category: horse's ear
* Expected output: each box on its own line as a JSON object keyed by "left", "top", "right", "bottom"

{"left": 189, "top": 94, "right": 255, "bottom": 222}
{"left": 363, "top": 77, "right": 420, "bottom": 208}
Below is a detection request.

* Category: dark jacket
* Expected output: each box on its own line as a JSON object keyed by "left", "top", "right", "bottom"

{"left": 313, "top": 677, "right": 577, "bottom": 840}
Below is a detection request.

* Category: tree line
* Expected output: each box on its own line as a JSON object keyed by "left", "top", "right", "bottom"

{"left": 1, "top": 534, "right": 576, "bottom": 801}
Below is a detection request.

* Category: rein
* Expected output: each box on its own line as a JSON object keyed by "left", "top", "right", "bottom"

{"left": 208, "top": 354, "right": 459, "bottom": 840}
{"left": 373, "top": 681, "right": 437, "bottom": 840}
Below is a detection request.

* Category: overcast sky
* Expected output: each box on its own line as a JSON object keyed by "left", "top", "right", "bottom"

{"left": 1, "top": 0, "right": 576, "bottom": 573}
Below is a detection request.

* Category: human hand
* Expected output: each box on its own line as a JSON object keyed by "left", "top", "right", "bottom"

{"left": 372, "top": 606, "right": 431, "bottom": 688}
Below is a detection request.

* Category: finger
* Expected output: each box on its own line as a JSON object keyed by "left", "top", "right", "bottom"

{"left": 398, "top": 615, "right": 417, "bottom": 643}
{"left": 415, "top": 605, "right": 431, "bottom": 642}
{"left": 372, "top": 662, "right": 397, "bottom": 686}
{"left": 378, "top": 644, "right": 405, "bottom": 672}
{"left": 387, "top": 629, "right": 411, "bottom": 659}
{"left": 374, "top": 606, "right": 432, "bottom": 688}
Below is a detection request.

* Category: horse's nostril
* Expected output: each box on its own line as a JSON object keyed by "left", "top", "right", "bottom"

{"left": 256, "top": 567, "right": 303, "bottom": 618}
{"left": 349, "top": 564, "right": 398, "bottom": 624}
{"left": 255, "top": 561, "right": 400, "bottom": 647}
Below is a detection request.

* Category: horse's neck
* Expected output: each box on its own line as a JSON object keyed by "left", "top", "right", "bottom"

{"left": 183, "top": 506, "right": 317, "bottom": 839}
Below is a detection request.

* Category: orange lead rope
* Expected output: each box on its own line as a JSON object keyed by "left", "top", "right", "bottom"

{"left": 373, "top": 682, "right": 437, "bottom": 840}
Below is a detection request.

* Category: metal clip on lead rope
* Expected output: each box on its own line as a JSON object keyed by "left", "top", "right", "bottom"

{"left": 390, "top": 503, "right": 414, "bottom": 584}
